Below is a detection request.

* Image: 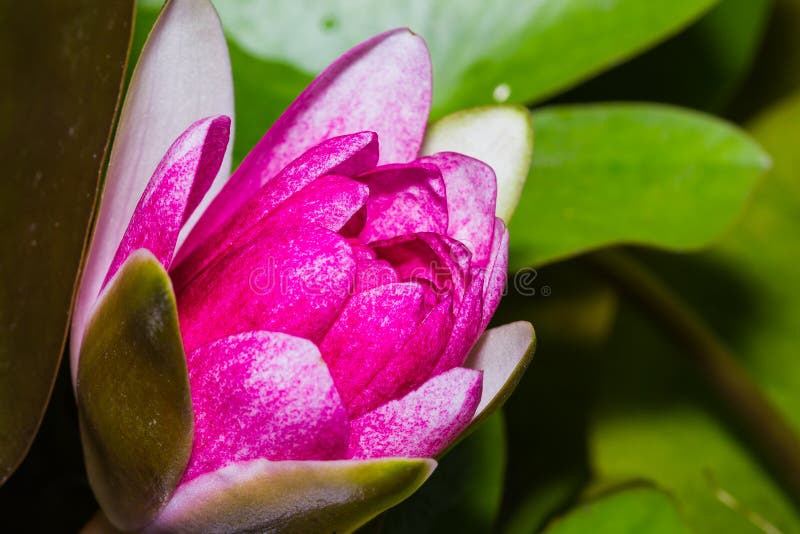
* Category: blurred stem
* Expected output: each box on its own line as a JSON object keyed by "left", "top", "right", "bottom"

{"left": 586, "top": 249, "right": 800, "bottom": 507}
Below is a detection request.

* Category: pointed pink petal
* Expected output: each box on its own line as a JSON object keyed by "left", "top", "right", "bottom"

{"left": 347, "top": 295, "right": 454, "bottom": 417}
{"left": 71, "top": 0, "right": 233, "bottom": 382}
{"left": 348, "top": 367, "right": 483, "bottom": 459}
{"left": 482, "top": 219, "right": 509, "bottom": 330}
{"left": 419, "top": 152, "right": 497, "bottom": 266}
{"left": 266, "top": 175, "right": 369, "bottom": 231}
{"left": 184, "top": 331, "right": 349, "bottom": 482}
{"left": 103, "top": 116, "right": 230, "bottom": 286}
{"left": 357, "top": 163, "right": 447, "bottom": 243}
{"left": 177, "top": 225, "right": 354, "bottom": 353}
{"left": 371, "top": 233, "right": 471, "bottom": 303}
{"left": 182, "top": 28, "right": 431, "bottom": 266}
{"left": 172, "top": 132, "right": 378, "bottom": 287}
{"left": 431, "top": 267, "right": 486, "bottom": 376}
{"left": 354, "top": 258, "right": 399, "bottom": 293}
{"left": 320, "top": 282, "right": 436, "bottom": 417}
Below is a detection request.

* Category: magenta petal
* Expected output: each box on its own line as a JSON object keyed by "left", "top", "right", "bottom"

{"left": 320, "top": 282, "right": 434, "bottom": 416}
{"left": 357, "top": 163, "right": 448, "bottom": 243}
{"left": 103, "top": 116, "right": 230, "bottom": 286}
{"left": 482, "top": 219, "right": 509, "bottom": 330}
{"left": 177, "top": 224, "right": 355, "bottom": 353}
{"left": 267, "top": 175, "right": 369, "bottom": 231}
{"left": 183, "top": 331, "right": 349, "bottom": 482}
{"left": 419, "top": 152, "right": 497, "bottom": 266}
{"left": 354, "top": 258, "right": 399, "bottom": 293}
{"left": 348, "top": 367, "right": 483, "bottom": 459}
{"left": 172, "top": 132, "right": 377, "bottom": 287}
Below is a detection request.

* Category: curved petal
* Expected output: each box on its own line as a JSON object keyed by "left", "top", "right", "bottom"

{"left": 320, "top": 282, "right": 434, "bottom": 417}
{"left": 357, "top": 163, "right": 448, "bottom": 243}
{"left": 421, "top": 105, "right": 533, "bottom": 222}
{"left": 419, "top": 152, "right": 497, "bottom": 266}
{"left": 71, "top": 0, "right": 234, "bottom": 382}
{"left": 147, "top": 458, "right": 435, "bottom": 534}
{"left": 348, "top": 367, "right": 482, "bottom": 459}
{"left": 482, "top": 219, "right": 509, "bottom": 330}
{"left": 184, "top": 331, "right": 349, "bottom": 482}
{"left": 172, "top": 132, "right": 378, "bottom": 286}
{"left": 431, "top": 267, "right": 485, "bottom": 376}
{"left": 265, "top": 175, "right": 368, "bottom": 232}
{"left": 464, "top": 321, "right": 536, "bottom": 426}
{"left": 188, "top": 28, "right": 431, "bottom": 262}
{"left": 177, "top": 225, "right": 355, "bottom": 352}
{"left": 103, "top": 116, "right": 230, "bottom": 286}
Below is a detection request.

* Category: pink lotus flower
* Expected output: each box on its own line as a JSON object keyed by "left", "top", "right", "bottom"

{"left": 71, "top": 1, "right": 533, "bottom": 532}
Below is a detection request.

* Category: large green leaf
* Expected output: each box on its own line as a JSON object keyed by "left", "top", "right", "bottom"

{"left": 556, "top": 0, "right": 769, "bottom": 113}
{"left": 509, "top": 103, "right": 769, "bottom": 269}
{"left": 586, "top": 94, "right": 800, "bottom": 533}
{"left": 380, "top": 412, "right": 507, "bottom": 534}
{"left": 543, "top": 486, "right": 690, "bottom": 534}
{"left": 0, "top": 0, "right": 133, "bottom": 484}
{"left": 77, "top": 251, "right": 192, "bottom": 531}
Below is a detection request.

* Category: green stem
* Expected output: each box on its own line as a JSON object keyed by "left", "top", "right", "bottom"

{"left": 586, "top": 249, "right": 800, "bottom": 506}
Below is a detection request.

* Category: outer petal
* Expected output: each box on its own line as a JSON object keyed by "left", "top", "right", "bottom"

{"left": 148, "top": 458, "right": 435, "bottom": 534}
{"left": 103, "top": 116, "right": 230, "bottom": 286}
{"left": 186, "top": 28, "right": 431, "bottom": 261}
{"left": 320, "top": 282, "right": 434, "bottom": 417}
{"left": 421, "top": 105, "right": 533, "bottom": 222}
{"left": 464, "top": 321, "right": 536, "bottom": 426}
{"left": 172, "top": 132, "right": 377, "bottom": 286}
{"left": 357, "top": 163, "right": 448, "bottom": 243}
{"left": 482, "top": 219, "right": 509, "bottom": 330}
{"left": 418, "top": 152, "right": 497, "bottom": 266}
{"left": 71, "top": 0, "right": 234, "bottom": 382}
{"left": 184, "top": 331, "right": 349, "bottom": 482}
{"left": 177, "top": 224, "right": 355, "bottom": 352}
{"left": 348, "top": 367, "right": 483, "bottom": 459}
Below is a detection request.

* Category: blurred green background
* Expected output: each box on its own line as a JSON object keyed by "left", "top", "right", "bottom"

{"left": 3, "top": 0, "right": 800, "bottom": 531}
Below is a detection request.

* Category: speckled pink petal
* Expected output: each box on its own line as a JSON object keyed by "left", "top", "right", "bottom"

{"left": 419, "top": 152, "right": 497, "bottom": 266}
{"left": 357, "top": 163, "right": 447, "bottom": 243}
{"left": 431, "top": 267, "right": 485, "bottom": 376}
{"left": 173, "top": 132, "right": 377, "bottom": 287}
{"left": 177, "top": 224, "right": 355, "bottom": 352}
{"left": 354, "top": 258, "right": 399, "bottom": 293}
{"left": 182, "top": 28, "right": 430, "bottom": 265}
{"left": 103, "top": 116, "right": 230, "bottom": 287}
{"left": 371, "top": 233, "right": 471, "bottom": 303}
{"left": 267, "top": 175, "right": 369, "bottom": 231}
{"left": 183, "top": 331, "right": 349, "bottom": 482}
{"left": 348, "top": 367, "right": 482, "bottom": 459}
{"left": 347, "top": 295, "right": 454, "bottom": 417}
{"left": 482, "top": 219, "right": 509, "bottom": 330}
{"left": 320, "top": 282, "right": 434, "bottom": 417}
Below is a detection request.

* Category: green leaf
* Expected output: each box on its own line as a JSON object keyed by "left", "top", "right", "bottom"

{"left": 509, "top": 103, "right": 769, "bottom": 269}
{"left": 151, "top": 458, "right": 435, "bottom": 533}
{"left": 0, "top": 0, "right": 133, "bottom": 484}
{"left": 558, "top": 0, "right": 770, "bottom": 113}
{"left": 380, "top": 412, "right": 506, "bottom": 534}
{"left": 543, "top": 486, "right": 690, "bottom": 534}
{"left": 77, "top": 251, "right": 192, "bottom": 531}
{"left": 208, "top": 0, "right": 717, "bottom": 119}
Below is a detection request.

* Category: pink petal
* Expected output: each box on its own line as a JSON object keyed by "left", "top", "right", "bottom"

{"left": 103, "top": 116, "right": 230, "bottom": 286}
{"left": 71, "top": 0, "right": 234, "bottom": 382}
{"left": 348, "top": 367, "right": 483, "bottom": 459}
{"left": 482, "top": 219, "right": 509, "bottom": 330}
{"left": 357, "top": 163, "right": 448, "bottom": 243}
{"left": 354, "top": 258, "right": 399, "bottom": 293}
{"left": 419, "top": 152, "right": 497, "bottom": 266}
{"left": 177, "top": 224, "right": 355, "bottom": 353}
{"left": 183, "top": 331, "right": 349, "bottom": 482}
{"left": 181, "top": 28, "right": 431, "bottom": 267}
{"left": 370, "top": 233, "right": 471, "bottom": 303}
{"left": 172, "top": 132, "right": 377, "bottom": 287}
{"left": 267, "top": 175, "right": 369, "bottom": 232}
{"left": 347, "top": 295, "right": 454, "bottom": 417}
{"left": 431, "top": 267, "right": 486, "bottom": 376}
{"left": 320, "top": 282, "right": 436, "bottom": 417}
